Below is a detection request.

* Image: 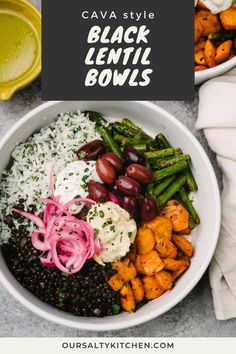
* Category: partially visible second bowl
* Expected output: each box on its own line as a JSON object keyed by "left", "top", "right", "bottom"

{"left": 195, "top": 55, "right": 236, "bottom": 85}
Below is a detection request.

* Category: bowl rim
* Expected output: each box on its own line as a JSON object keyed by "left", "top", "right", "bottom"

{"left": 0, "top": 101, "right": 221, "bottom": 331}
{"left": 195, "top": 56, "right": 236, "bottom": 80}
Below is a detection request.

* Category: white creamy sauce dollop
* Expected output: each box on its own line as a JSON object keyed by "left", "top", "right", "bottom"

{"left": 195, "top": 0, "right": 232, "bottom": 14}
{"left": 54, "top": 160, "right": 101, "bottom": 204}
{"left": 87, "top": 201, "right": 137, "bottom": 265}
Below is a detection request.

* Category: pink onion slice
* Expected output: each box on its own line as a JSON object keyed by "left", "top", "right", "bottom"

{"left": 108, "top": 192, "right": 120, "bottom": 205}
{"left": 13, "top": 195, "right": 101, "bottom": 274}
{"left": 12, "top": 209, "right": 45, "bottom": 229}
{"left": 12, "top": 164, "right": 102, "bottom": 274}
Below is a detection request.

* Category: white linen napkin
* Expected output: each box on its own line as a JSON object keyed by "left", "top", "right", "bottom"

{"left": 197, "top": 67, "right": 236, "bottom": 320}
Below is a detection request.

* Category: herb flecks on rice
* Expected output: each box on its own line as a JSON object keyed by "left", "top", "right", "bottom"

{"left": 0, "top": 111, "right": 99, "bottom": 244}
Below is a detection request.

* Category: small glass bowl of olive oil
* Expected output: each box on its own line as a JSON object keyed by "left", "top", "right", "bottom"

{"left": 0, "top": 0, "right": 41, "bottom": 100}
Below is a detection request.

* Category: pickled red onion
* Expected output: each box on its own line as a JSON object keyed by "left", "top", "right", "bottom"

{"left": 108, "top": 192, "right": 120, "bottom": 205}
{"left": 13, "top": 196, "right": 102, "bottom": 274}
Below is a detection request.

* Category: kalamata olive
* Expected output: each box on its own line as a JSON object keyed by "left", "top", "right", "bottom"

{"left": 115, "top": 176, "right": 141, "bottom": 196}
{"left": 88, "top": 180, "right": 108, "bottom": 203}
{"left": 126, "top": 164, "right": 153, "bottom": 184}
{"left": 123, "top": 145, "right": 146, "bottom": 166}
{"left": 77, "top": 140, "right": 105, "bottom": 161}
{"left": 96, "top": 157, "right": 116, "bottom": 185}
{"left": 102, "top": 152, "right": 123, "bottom": 173}
{"left": 121, "top": 196, "right": 138, "bottom": 217}
{"left": 110, "top": 185, "right": 121, "bottom": 196}
{"left": 141, "top": 197, "right": 158, "bottom": 222}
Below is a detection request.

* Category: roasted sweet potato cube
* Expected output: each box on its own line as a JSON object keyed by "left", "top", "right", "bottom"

{"left": 112, "top": 257, "right": 137, "bottom": 282}
{"left": 220, "top": 7, "right": 236, "bottom": 30}
{"left": 163, "top": 258, "right": 190, "bottom": 279}
{"left": 155, "top": 235, "right": 177, "bottom": 259}
{"left": 161, "top": 200, "right": 189, "bottom": 232}
{"left": 131, "top": 277, "right": 145, "bottom": 303}
{"left": 195, "top": 17, "right": 203, "bottom": 43}
{"left": 134, "top": 255, "right": 145, "bottom": 274}
{"left": 196, "top": 9, "right": 221, "bottom": 36}
{"left": 173, "top": 259, "right": 190, "bottom": 279}
{"left": 120, "top": 284, "right": 135, "bottom": 312}
{"left": 140, "top": 250, "right": 164, "bottom": 276}
{"left": 155, "top": 270, "right": 174, "bottom": 290}
{"left": 215, "top": 40, "right": 233, "bottom": 63}
{"left": 143, "top": 216, "right": 172, "bottom": 241}
{"left": 172, "top": 235, "right": 193, "bottom": 258}
{"left": 108, "top": 273, "right": 124, "bottom": 291}
{"left": 143, "top": 276, "right": 165, "bottom": 300}
{"left": 176, "top": 249, "right": 185, "bottom": 260}
{"left": 163, "top": 258, "right": 189, "bottom": 271}
{"left": 195, "top": 50, "right": 206, "bottom": 65}
{"left": 177, "top": 226, "right": 192, "bottom": 235}
{"left": 194, "top": 39, "right": 206, "bottom": 53}
{"left": 135, "top": 227, "right": 155, "bottom": 255}
{"left": 195, "top": 65, "right": 208, "bottom": 71}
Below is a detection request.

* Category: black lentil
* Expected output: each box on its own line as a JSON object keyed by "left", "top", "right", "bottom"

{"left": 1, "top": 204, "right": 121, "bottom": 317}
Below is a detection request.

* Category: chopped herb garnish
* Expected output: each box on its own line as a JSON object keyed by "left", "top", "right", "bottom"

{"left": 94, "top": 228, "right": 99, "bottom": 239}
{"left": 78, "top": 151, "right": 88, "bottom": 158}
{"left": 99, "top": 210, "right": 105, "bottom": 218}
{"left": 82, "top": 175, "right": 89, "bottom": 182}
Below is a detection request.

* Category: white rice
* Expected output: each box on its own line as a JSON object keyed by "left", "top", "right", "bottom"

{"left": 0, "top": 111, "right": 100, "bottom": 244}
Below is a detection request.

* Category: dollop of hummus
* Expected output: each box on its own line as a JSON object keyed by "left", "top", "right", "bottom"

{"left": 87, "top": 201, "right": 137, "bottom": 265}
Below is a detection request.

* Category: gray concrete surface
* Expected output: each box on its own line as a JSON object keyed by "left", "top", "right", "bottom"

{"left": 0, "top": 0, "right": 236, "bottom": 338}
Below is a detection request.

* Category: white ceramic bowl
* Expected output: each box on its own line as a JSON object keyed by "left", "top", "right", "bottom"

{"left": 0, "top": 101, "right": 221, "bottom": 331}
{"left": 195, "top": 56, "right": 236, "bottom": 85}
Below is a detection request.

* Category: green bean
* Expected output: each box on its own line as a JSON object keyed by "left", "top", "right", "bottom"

{"left": 122, "top": 118, "right": 153, "bottom": 141}
{"left": 84, "top": 111, "right": 107, "bottom": 126}
{"left": 97, "top": 126, "right": 123, "bottom": 160}
{"left": 145, "top": 148, "right": 182, "bottom": 160}
{"left": 113, "top": 134, "right": 124, "bottom": 144}
{"left": 179, "top": 187, "right": 200, "bottom": 225}
{"left": 155, "top": 133, "right": 171, "bottom": 149}
{"left": 152, "top": 175, "right": 177, "bottom": 197}
{"left": 154, "top": 155, "right": 190, "bottom": 169}
{"left": 155, "top": 133, "right": 198, "bottom": 191}
{"left": 157, "top": 175, "right": 187, "bottom": 206}
{"left": 120, "top": 144, "right": 147, "bottom": 153}
{"left": 146, "top": 183, "right": 156, "bottom": 198}
{"left": 114, "top": 134, "right": 146, "bottom": 146}
{"left": 185, "top": 168, "right": 198, "bottom": 191}
{"left": 110, "top": 122, "right": 137, "bottom": 137}
{"left": 132, "top": 144, "right": 147, "bottom": 152}
{"left": 189, "top": 215, "right": 196, "bottom": 230}
{"left": 122, "top": 118, "right": 140, "bottom": 132}
{"left": 153, "top": 161, "right": 188, "bottom": 181}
